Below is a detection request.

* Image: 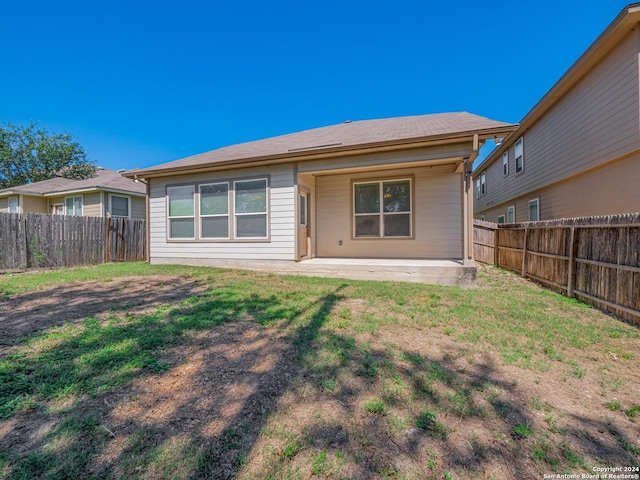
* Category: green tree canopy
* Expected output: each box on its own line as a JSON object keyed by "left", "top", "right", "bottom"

{"left": 0, "top": 122, "right": 96, "bottom": 189}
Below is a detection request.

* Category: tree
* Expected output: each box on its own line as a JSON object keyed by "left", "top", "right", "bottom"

{"left": 0, "top": 122, "right": 96, "bottom": 189}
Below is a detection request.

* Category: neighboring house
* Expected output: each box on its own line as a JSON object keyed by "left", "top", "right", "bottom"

{"left": 124, "top": 112, "right": 516, "bottom": 284}
{"left": 474, "top": 3, "right": 640, "bottom": 223}
{"left": 0, "top": 167, "right": 146, "bottom": 218}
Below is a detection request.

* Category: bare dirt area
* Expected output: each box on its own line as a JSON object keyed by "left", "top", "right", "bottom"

{"left": 0, "top": 266, "right": 638, "bottom": 479}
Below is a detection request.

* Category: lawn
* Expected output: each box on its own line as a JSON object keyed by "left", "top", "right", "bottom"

{"left": 0, "top": 262, "right": 638, "bottom": 479}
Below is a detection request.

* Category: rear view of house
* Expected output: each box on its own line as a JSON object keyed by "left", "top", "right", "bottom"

{"left": 125, "top": 112, "right": 516, "bottom": 285}
{"left": 0, "top": 167, "right": 146, "bottom": 219}
{"left": 474, "top": 3, "right": 640, "bottom": 223}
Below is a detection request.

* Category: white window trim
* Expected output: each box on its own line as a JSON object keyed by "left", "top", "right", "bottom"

{"left": 8, "top": 196, "right": 19, "bottom": 214}
{"left": 109, "top": 194, "right": 131, "bottom": 218}
{"left": 233, "top": 178, "right": 269, "bottom": 240}
{"left": 515, "top": 137, "right": 524, "bottom": 174}
{"left": 502, "top": 151, "right": 509, "bottom": 176}
{"left": 497, "top": 214, "right": 505, "bottom": 224}
{"left": 353, "top": 178, "right": 412, "bottom": 239}
{"left": 528, "top": 198, "right": 540, "bottom": 222}
{"left": 167, "top": 185, "right": 196, "bottom": 240}
{"left": 199, "top": 182, "right": 230, "bottom": 240}
{"left": 506, "top": 205, "right": 515, "bottom": 223}
{"left": 65, "top": 195, "right": 83, "bottom": 216}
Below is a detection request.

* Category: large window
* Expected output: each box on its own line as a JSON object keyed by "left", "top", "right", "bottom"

{"left": 234, "top": 179, "right": 267, "bottom": 238}
{"left": 515, "top": 137, "right": 524, "bottom": 173}
{"left": 168, "top": 185, "right": 195, "bottom": 239}
{"left": 65, "top": 196, "right": 83, "bottom": 216}
{"left": 354, "top": 179, "right": 411, "bottom": 238}
{"left": 529, "top": 198, "right": 540, "bottom": 222}
{"left": 506, "top": 205, "right": 515, "bottom": 223}
{"left": 8, "top": 196, "right": 18, "bottom": 214}
{"left": 167, "top": 178, "right": 268, "bottom": 241}
{"left": 200, "top": 183, "right": 229, "bottom": 238}
{"left": 110, "top": 195, "right": 130, "bottom": 217}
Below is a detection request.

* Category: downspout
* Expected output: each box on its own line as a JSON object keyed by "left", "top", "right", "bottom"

{"left": 134, "top": 175, "right": 150, "bottom": 263}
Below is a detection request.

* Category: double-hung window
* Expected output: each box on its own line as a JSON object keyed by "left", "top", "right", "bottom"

{"left": 529, "top": 198, "right": 540, "bottom": 222}
{"left": 200, "top": 183, "right": 229, "bottom": 238}
{"left": 65, "top": 196, "right": 83, "bottom": 216}
{"left": 476, "top": 178, "right": 481, "bottom": 199}
{"left": 480, "top": 171, "right": 486, "bottom": 195}
{"left": 502, "top": 151, "right": 509, "bottom": 176}
{"left": 110, "top": 195, "right": 130, "bottom": 217}
{"left": 354, "top": 179, "right": 411, "bottom": 238}
{"left": 168, "top": 186, "right": 195, "bottom": 239}
{"left": 506, "top": 205, "right": 515, "bottom": 223}
{"left": 234, "top": 179, "right": 268, "bottom": 238}
{"left": 8, "top": 196, "right": 18, "bottom": 214}
{"left": 515, "top": 137, "right": 524, "bottom": 173}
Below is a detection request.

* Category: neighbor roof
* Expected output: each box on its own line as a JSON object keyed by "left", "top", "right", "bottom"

{"left": 125, "top": 112, "right": 517, "bottom": 178}
{"left": 0, "top": 168, "right": 147, "bottom": 197}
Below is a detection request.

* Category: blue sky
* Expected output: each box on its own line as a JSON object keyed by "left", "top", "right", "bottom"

{"left": 0, "top": 1, "right": 628, "bottom": 171}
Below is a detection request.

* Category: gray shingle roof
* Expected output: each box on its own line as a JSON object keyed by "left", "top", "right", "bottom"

{"left": 127, "top": 112, "right": 517, "bottom": 176}
{"left": 0, "top": 168, "right": 146, "bottom": 196}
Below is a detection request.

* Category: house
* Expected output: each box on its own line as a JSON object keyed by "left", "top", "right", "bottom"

{"left": 0, "top": 167, "right": 146, "bottom": 218}
{"left": 474, "top": 3, "right": 640, "bottom": 223}
{"left": 124, "top": 112, "right": 516, "bottom": 285}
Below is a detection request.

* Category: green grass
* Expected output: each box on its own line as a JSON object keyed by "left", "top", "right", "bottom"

{"left": 1, "top": 262, "right": 639, "bottom": 479}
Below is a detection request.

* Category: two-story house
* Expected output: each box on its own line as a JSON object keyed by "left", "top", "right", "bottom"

{"left": 474, "top": 3, "right": 640, "bottom": 223}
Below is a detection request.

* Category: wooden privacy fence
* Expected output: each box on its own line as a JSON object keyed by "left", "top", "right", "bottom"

{"left": 0, "top": 213, "right": 146, "bottom": 270}
{"left": 473, "top": 214, "right": 640, "bottom": 325}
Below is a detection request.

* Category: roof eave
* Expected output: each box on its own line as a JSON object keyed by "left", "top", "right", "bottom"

{"left": 125, "top": 124, "right": 518, "bottom": 179}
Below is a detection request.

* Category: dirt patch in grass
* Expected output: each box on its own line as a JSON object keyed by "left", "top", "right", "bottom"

{"left": 0, "top": 265, "right": 638, "bottom": 479}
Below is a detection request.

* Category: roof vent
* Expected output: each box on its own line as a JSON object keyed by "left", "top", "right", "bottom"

{"left": 344, "top": 120, "right": 352, "bottom": 123}
{"left": 116, "top": 168, "right": 126, "bottom": 173}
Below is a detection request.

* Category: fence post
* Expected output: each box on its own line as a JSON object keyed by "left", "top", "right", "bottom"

{"left": 567, "top": 226, "right": 576, "bottom": 298}
{"left": 105, "top": 217, "right": 111, "bottom": 263}
{"left": 521, "top": 226, "right": 529, "bottom": 278}
{"left": 20, "top": 215, "right": 29, "bottom": 268}
{"left": 494, "top": 226, "right": 499, "bottom": 266}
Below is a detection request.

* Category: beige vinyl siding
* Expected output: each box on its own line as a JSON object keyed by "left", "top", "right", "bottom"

{"left": 0, "top": 198, "right": 8, "bottom": 213}
{"left": 47, "top": 196, "right": 66, "bottom": 212}
{"left": 476, "top": 28, "right": 640, "bottom": 213}
{"left": 22, "top": 196, "right": 48, "bottom": 213}
{"left": 131, "top": 196, "right": 146, "bottom": 219}
{"left": 148, "top": 164, "right": 295, "bottom": 261}
{"left": 316, "top": 165, "right": 462, "bottom": 259}
{"left": 83, "top": 192, "right": 102, "bottom": 217}
{"left": 478, "top": 151, "right": 640, "bottom": 222}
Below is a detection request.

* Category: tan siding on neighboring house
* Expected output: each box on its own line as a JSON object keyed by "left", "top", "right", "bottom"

{"left": 83, "top": 192, "right": 102, "bottom": 217}
{"left": 479, "top": 152, "right": 640, "bottom": 222}
{"left": 476, "top": 28, "right": 640, "bottom": 215}
{"left": 316, "top": 165, "right": 462, "bottom": 259}
{"left": 148, "top": 164, "right": 296, "bottom": 261}
{"left": 0, "top": 198, "right": 8, "bottom": 213}
{"left": 131, "top": 196, "right": 146, "bottom": 219}
{"left": 22, "top": 196, "right": 48, "bottom": 213}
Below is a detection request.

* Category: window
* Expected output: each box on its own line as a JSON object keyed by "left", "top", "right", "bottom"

{"left": 234, "top": 178, "right": 268, "bottom": 238}
{"left": 200, "top": 183, "right": 229, "bottom": 238}
{"left": 299, "top": 194, "right": 307, "bottom": 226}
{"left": 8, "top": 196, "right": 18, "bottom": 214}
{"left": 65, "top": 196, "right": 83, "bottom": 216}
{"left": 354, "top": 178, "right": 411, "bottom": 238}
{"left": 502, "top": 151, "right": 509, "bottom": 176}
{"left": 476, "top": 178, "right": 481, "bottom": 199}
{"left": 480, "top": 171, "right": 486, "bottom": 195}
{"left": 515, "top": 137, "right": 524, "bottom": 173}
{"left": 167, "top": 185, "right": 195, "bottom": 239}
{"left": 110, "top": 195, "right": 130, "bottom": 217}
{"left": 480, "top": 215, "right": 486, "bottom": 221}
{"left": 529, "top": 198, "right": 540, "bottom": 222}
{"left": 506, "top": 205, "right": 515, "bottom": 223}
{"left": 497, "top": 215, "right": 505, "bottom": 224}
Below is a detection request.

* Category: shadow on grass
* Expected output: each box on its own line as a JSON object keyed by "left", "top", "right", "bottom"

{"left": 0, "top": 279, "right": 346, "bottom": 479}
